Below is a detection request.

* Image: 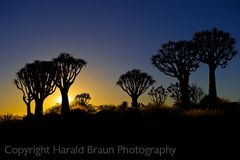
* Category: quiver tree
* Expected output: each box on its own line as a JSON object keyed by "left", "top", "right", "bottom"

{"left": 53, "top": 53, "right": 87, "bottom": 115}
{"left": 14, "top": 67, "right": 34, "bottom": 116}
{"left": 193, "top": 28, "right": 237, "bottom": 100}
{"left": 116, "top": 69, "right": 155, "bottom": 109}
{"left": 167, "top": 82, "right": 204, "bottom": 105}
{"left": 190, "top": 83, "right": 204, "bottom": 105}
{"left": 148, "top": 86, "right": 168, "bottom": 107}
{"left": 24, "top": 61, "right": 57, "bottom": 116}
{"left": 167, "top": 83, "right": 181, "bottom": 104}
{"left": 74, "top": 93, "right": 91, "bottom": 106}
{"left": 151, "top": 41, "right": 199, "bottom": 109}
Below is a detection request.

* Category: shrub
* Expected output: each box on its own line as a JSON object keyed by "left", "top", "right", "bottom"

{"left": 45, "top": 104, "right": 61, "bottom": 115}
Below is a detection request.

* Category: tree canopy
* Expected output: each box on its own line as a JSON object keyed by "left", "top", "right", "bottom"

{"left": 193, "top": 28, "right": 237, "bottom": 99}
{"left": 117, "top": 69, "right": 155, "bottom": 109}
{"left": 53, "top": 53, "right": 87, "bottom": 114}
{"left": 151, "top": 41, "right": 199, "bottom": 108}
{"left": 74, "top": 93, "right": 91, "bottom": 106}
{"left": 21, "top": 61, "right": 57, "bottom": 116}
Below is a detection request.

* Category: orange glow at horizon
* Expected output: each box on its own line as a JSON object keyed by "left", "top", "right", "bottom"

{"left": 55, "top": 96, "right": 73, "bottom": 104}
{"left": 0, "top": 70, "right": 147, "bottom": 116}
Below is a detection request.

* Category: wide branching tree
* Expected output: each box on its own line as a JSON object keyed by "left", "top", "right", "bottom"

{"left": 151, "top": 41, "right": 199, "bottom": 109}
{"left": 22, "top": 61, "right": 57, "bottom": 116}
{"left": 14, "top": 67, "right": 34, "bottom": 116}
{"left": 193, "top": 28, "right": 237, "bottom": 100}
{"left": 53, "top": 53, "right": 87, "bottom": 115}
{"left": 116, "top": 69, "right": 155, "bottom": 109}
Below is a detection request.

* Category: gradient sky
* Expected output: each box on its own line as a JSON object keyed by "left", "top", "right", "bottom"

{"left": 0, "top": 0, "right": 239, "bottom": 115}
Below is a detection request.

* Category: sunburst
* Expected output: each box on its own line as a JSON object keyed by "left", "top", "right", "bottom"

{"left": 56, "top": 96, "right": 73, "bottom": 104}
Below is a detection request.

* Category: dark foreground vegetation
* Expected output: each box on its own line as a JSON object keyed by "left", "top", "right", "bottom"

{"left": 0, "top": 102, "right": 240, "bottom": 159}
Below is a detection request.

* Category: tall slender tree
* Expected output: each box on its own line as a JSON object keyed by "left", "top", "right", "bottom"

{"left": 193, "top": 28, "right": 237, "bottom": 99}
{"left": 116, "top": 69, "right": 155, "bottom": 109}
{"left": 151, "top": 41, "right": 199, "bottom": 108}
{"left": 53, "top": 53, "right": 87, "bottom": 115}
{"left": 14, "top": 67, "right": 34, "bottom": 116}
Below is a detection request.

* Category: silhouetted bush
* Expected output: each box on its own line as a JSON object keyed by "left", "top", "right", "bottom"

{"left": 190, "top": 83, "right": 205, "bottom": 105}
{"left": 97, "top": 104, "right": 117, "bottom": 112}
{"left": 45, "top": 103, "right": 61, "bottom": 115}
{"left": 144, "top": 103, "right": 171, "bottom": 112}
{"left": 0, "top": 114, "right": 23, "bottom": 123}
{"left": 198, "top": 96, "right": 240, "bottom": 116}
{"left": 74, "top": 93, "right": 91, "bottom": 106}
{"left": 116, "top": 101, "right": 128, "bottom": 112}
{"left": 148, "top": 86, "right": 168, "bottom": 107}
{"left": 71, "top": 103, "right": 96, "bottom": 113}
{"left": 2, "top": 114, "right": 14, "bottom": 121}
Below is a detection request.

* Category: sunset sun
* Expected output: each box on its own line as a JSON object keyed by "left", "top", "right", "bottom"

{"left": 56, "top": 97, "right": 62, "bottom": 104}
{"left": 56, "top": 96, "right": 73, "bottom": 104}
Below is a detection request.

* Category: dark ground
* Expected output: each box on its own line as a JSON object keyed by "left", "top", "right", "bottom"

{"left": 0, "top": 107, "right": 240, "bottom": 159}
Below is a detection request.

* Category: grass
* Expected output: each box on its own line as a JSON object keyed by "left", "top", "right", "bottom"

{"left": 181, "top": 108, "right": 224, "bottom": 117}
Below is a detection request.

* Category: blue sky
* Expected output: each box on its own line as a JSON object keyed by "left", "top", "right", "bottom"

{"left": 0, "top": 0, "right": 239, "bottom": 115}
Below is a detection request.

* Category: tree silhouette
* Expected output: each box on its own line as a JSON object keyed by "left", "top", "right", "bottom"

{"left": 24, "top": 61, "right": 57, "bottom": 116}
{"left": 74, "top": 93, "right": 91, "bottom": 106}
{"left": 148, "top": 86, "right": 168, "bottom": 107}
{"left": 190, "top": 83, "right": 205, "bottom": 105}
{"left": 116, "top": 69, "right": 155, "bottom": 109}
{"left": 14, "top": 67, "right": 34, "bottom": 116}
{"left": 193, "top": 28, "right": 237, "bottom": 99}
{"left": 45, "top": 103, "right": 61, "bottom": 115}
{"left": 151, "top": 41, "right": 199, "bottom": 108}
{"left": 53, "top": 53, "right": 87, "bottom": 115}
{"left": 167, "top": 82, "right": 181, "bottom": 104}
{"left": 167, "top": 83, "right": 204, "bottom": 106}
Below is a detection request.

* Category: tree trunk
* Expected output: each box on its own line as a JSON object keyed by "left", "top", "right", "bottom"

{"left": 179, "top": 75, "right": 190, "bottom": 109}
{"left": 60, "top": 87, "right": 70, "bottom": 115}
{"left": 26, "top": 102, "right": 32, "bottom": 117}
{"left": 35, "top": 99, "right": 43, "bottom": 117}
{"left": 131, "top": 95, "right": 138, "bottom": 109}
{"left": 209, "top": 66, "right": 217, "bottom": 99}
